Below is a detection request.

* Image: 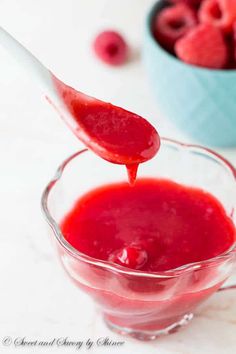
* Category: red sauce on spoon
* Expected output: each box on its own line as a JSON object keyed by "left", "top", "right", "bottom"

{"left": 52, "top": 77, "right": 160, "bottom": 184}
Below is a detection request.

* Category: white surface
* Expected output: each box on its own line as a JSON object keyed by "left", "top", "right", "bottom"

{"left": 0, "top": 1, "right": 236, "bottom": 353}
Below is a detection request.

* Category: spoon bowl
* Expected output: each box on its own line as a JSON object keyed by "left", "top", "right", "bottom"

{"left": 0, "top": 26, "right": 160, "bottom": 172}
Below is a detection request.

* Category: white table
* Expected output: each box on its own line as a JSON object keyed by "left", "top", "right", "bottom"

{"left": 0, "top": 1, "right": 235, "bottom": 353}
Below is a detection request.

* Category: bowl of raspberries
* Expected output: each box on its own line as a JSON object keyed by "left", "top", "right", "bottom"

{"left": 143, "top": 0, "right": 236, "bottom": 146}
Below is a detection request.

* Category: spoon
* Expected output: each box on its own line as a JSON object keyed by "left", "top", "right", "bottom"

{"left": 0, "top": 27, "right": 160, "bottom": 183}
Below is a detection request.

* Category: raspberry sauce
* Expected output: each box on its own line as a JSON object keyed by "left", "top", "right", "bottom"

{"left": 52, "top": 77, "right": 160, "bottom": 184}
{"left": 61, "top": 178, "right": 235, "bottom": 272}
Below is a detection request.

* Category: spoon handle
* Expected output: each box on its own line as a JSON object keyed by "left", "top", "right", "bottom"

{"left": 0, "top": 26, "right": 84, "bottom": 134}
{"left": 0, "top": 26, "right": 57, "bottom": 99}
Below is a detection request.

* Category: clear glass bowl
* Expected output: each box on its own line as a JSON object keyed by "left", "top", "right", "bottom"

{"left": 41, "top": 138, "right": 236, "bottom": 341}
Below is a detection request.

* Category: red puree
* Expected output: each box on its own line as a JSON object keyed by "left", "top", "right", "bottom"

{"left": 61, "top": 178, "right": 235, "bottom": 272}
{"left": 52, "top": 77, "right": 235, "bottom": 332}
{"left": 52, "top": 77, "right": 160, "bottom": 184}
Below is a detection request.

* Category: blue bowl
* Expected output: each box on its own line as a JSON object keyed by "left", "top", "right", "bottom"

{"left": 143, "top": 0, "right": 236, "bottom": 147}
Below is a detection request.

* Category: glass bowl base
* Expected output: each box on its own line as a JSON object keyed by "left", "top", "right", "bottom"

{"left": 104, "top": 313, "right": 194, "bottom": 341}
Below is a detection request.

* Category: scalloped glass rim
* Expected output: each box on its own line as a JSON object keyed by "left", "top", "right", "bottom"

{"left": 41, "top": 138, "right": 236, "bottom": 279}
{"left": 146, "top": 0, "right": 236, "bottom": 75}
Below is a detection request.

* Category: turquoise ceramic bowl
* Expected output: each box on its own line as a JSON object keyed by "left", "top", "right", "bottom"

{"left": 143, "top": 0, "right": 236, "bottom": 147}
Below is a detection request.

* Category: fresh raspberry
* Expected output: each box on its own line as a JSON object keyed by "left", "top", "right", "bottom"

{"left": 93, "top": 30, "right": 128, "bottom": 66}
{"left": 153, "top": 4, "right": 197, "bottom": 52}
{"left": 175, "top": 24, "right": 228, "bottom": 69}
{"left": 199, "top": 0, "right": 236, "bottom": 33}
{"left": 109, "top": 246, "right": 148, "bottom": 270}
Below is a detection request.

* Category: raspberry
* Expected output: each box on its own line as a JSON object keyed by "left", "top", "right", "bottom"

{"left": 153, "top": 4, "right": 197, "bottom": 52}
{"left": 199, "top": 0, "right": 236, "bottom": 33}
{"left": 109, "top": 246, "right": 148, "bottom": 270}
{"left": 93, "top": 30, "right": 128, "bottom": 66}
{"left": 175, "top": 24, "right": 228, "bottom": 69}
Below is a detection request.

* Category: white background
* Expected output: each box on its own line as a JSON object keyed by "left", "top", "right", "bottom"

{"left": 0, "top": 1, "right": 235, "bottom": 353}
